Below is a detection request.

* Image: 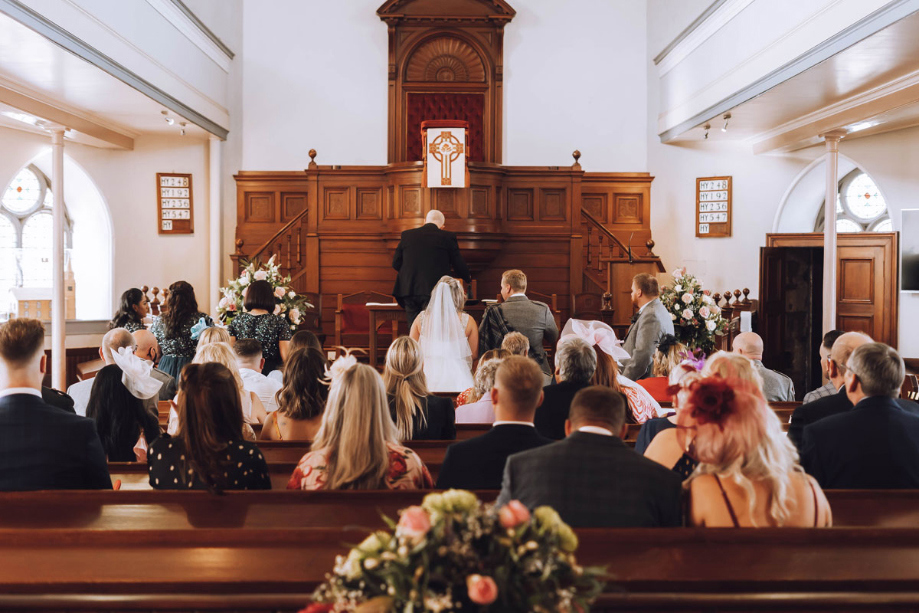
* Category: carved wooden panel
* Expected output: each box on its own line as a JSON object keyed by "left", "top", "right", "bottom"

{"left": 613, "top": 194, "right": 643, "bottom": 224}
{"left": 539, "top": 189, "right": 566, "bottom": 222}
{"left": 324, "top": 188, "right": 350, "bottom": 220}
{"left": 356, "top": 188, "right": 382, "bottom": 220}
{"left": 839, "top": 314, "right": 875, "bottom": 337}
{"left": 245, "top": 193, "right": 274, "bottom": 223}
{"left": 281, "top": 193, "right": 307, "bottom": 221}
{"left": 405, "top": 37, "right": 486, "bottom": 82}
{"left": 839, "top": 259, "right": 874, "bottom": 303}
{"left": 399, "top": 186, "right": 422, "bottom": 218}
{"left": 470, "top": 187, "right": 489, "bottom": 218}
{"left": 582, "top": 193, "right": 607, "bottom": 221}
{"left": 507, "top": 189, "right": 534, "bottom": 221}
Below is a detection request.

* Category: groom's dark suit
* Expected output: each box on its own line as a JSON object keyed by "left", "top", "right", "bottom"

{"left": 392, "top": 223, "right": 470, "bottom": 326}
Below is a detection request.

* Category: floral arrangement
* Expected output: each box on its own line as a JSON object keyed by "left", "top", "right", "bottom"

{"left": 659, "top": 267, "right": 728, "bottom": 355}
{"left": 217, "top": 256, "right": 312, "bottom": 332}
{"left": 302, "top": 490, "right": 605, "bottom": 612}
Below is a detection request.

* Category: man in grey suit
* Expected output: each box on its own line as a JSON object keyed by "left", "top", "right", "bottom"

{"left": 733, "top": 332, "right": 795, "bottom": 402}
{"left": 497, "top": 386, "right": 683, "bottom": 527}
{"left": 621, "top": 274, "right": 674, "bottom": 380}
{"left": 479, "top": 269, "right": 559, "bottom": 376}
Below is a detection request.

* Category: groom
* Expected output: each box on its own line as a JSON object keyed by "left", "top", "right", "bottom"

{"left": 392, "top": 210, "right": 471, "bottom": 327}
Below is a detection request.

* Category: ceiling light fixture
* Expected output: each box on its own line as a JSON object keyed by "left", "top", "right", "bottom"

{"left": 703, "top": 123, "right": 711, "bottom": 140}
{"left": 179, "top": 122, "right": 187, "bottom": 136}
{"left": 847, "top": 121, "right": 876, "bottom": 133}
{"left": 721, "top": 113, "right": 731, "bottom": 132}
{"left": 162, "top": 110, "right": 174, "bottom": 125}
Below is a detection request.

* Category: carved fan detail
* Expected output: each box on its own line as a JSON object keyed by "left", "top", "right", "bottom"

{"left": 405, "top": 37, "right": 486, "bottom": 82}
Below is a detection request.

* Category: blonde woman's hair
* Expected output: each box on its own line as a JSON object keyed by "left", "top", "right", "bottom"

{"left": 652, "top": 340, "right": 688, "bottom": 377}
{"left": 382, "top": 336, "right": 428, "bottom": 440}
{"left": 196, "top": 326, "right": 231, "bottom": 350}
{"left": 313, "top": 363, "right": 399, "bottom": 489}
{"left": 702, "top": 351, "right": 765, "bottom": 393}
{"left": 501, "top": 332, "right": 530, "bottom": 356}
{"left": 473, "top": 358, "right": 504, "bottom": 401}
{"left": 193, "top": 341, "right": 244, "bottom": 392}
{"left": 432, "top": 276, "right": 466, "bottom": 312}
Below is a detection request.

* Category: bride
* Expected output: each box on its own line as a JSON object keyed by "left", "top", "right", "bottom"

{"left": 409, "top": 276, "right": 478, "bottom": 393}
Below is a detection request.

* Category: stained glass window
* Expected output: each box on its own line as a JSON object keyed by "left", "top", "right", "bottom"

{"left": 2, "top": 168, "right": 41, "bottom": 214}
{"left": 836, "top": 218, "right": 862, "bottom": 233}
{"left": 844, "top": 173, "right": 886, "bottom": 221}
{"left": 871, "top": 218, "right": 893, "bottom": 232}
{"left": 815, "top": 170, "right": 891, "bottom": 233}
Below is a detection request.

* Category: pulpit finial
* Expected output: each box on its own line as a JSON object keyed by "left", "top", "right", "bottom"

{"left": 235, "top": 239, "right": 244, "bottom": 255}
{"left": 308, "top": 149, "right": 318, "bottom": 170}
{"left": 572, "top": 150, "right": 582, "bottom": 170}
{"left": 645, "top": 239, "right": 656, "bottom": 257}
{"left": 742, "top": 288, "right": 750, "bottom": 303}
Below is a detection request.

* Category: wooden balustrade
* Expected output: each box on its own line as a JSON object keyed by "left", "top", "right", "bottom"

{"left": 229, "top": 207, "right": 310, "bottom": 291}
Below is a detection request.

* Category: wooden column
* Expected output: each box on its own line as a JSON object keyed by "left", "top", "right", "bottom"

{"left": 821, "top": 130, "right": 846, "bottom": 335}
{"left": 49, "top": 126, "right": 66, "bottom": 390}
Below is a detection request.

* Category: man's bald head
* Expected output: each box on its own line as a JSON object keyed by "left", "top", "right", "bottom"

{"left": 101, "top": 328, "right": 135, "bottom": 364}
{"left": 733, "top": 332, "right": 764, "bottom": 360}
{"left": 425, "top": 210, "right": 445, "bottom": 228}
{"left": 133, "top": 329, "right": 159, "bottom": 362}
{"left": 829, "top": 332, "right": 872, "bottom": 379}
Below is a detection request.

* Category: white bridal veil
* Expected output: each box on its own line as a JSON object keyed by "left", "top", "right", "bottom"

{"left": 420, "top": 281, "right": 473, "bottom": 392}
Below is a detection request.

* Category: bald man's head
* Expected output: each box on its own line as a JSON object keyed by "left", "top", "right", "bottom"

{"left": 133, "top": 329, "right": 159, "bottom": 363}
{"left": 828, "top": 332, "right": 872, "bottom": 382}
{"left": 101, "top": 328, "right": 136, "bottom": 364}
{"left": 425, "top": 210, "right": 445, "bottom": 228}
{"left": 733, "top": 332, "right": 764, "bottom": 360}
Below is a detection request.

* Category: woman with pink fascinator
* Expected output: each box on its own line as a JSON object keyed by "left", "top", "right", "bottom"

{"left": 559, "top": 319, "right": 662, "bottom": 423}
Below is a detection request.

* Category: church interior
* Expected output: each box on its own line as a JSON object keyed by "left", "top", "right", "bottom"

{"left": 2, "top": 0, "right": 919, "bottom": 610}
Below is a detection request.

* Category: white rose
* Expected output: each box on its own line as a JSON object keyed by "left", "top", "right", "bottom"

{"left": 670, "top": 312, "right": 676, "bottom": 321}
{"left": 238, "top": 272, "right": 249, "bottom": 285}
{"left": 682, "top": 308, "right": 694, "bottom": 320}
{"left": 702, "top": 295, "right": 714, "bottom": 305}
{"left": 218, "top": 297, "right": 229, "bottom": 309}
{"left": 274, "top": 286, "right": 287, "bottom": 298}
{"left": 699, "top": 306, "right": 711, "bottom": 318}
{"left": 673, "top": 284, "right": 683, "bottom": 293}
{"left": 254, "top": 270, "right": 268, "bottom": 281}
{"left": 273, "top": 304, "right": 281, "bottom": 315}
{"left": 681, "top": 293, "right": 693, "bottom": 304}
{"left": 289, "top": 308, "right": 301, "bottom": 324}
{"left": 288, "top": 291, "right": 296, "bottom": 299}
{"left": 672, "top": 269, "right": 684, "bottom": 280}
{"left": 706, "top": 320, "right": 716, "bottom": 331}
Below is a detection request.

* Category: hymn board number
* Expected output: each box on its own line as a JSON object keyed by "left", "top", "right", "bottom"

{"left": 157, "top": 173, "right": 194, "bottom": 235}
{"left": 696, "top": 176, "right": 731, "bottom": 238}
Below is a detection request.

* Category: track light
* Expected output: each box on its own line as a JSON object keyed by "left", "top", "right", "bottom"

{"left": 161, "top": 110, "right": 174, "bottom": 125}
{"left": 179, "top": 122, "right": 186, "bottom": 136}
{"left": 703, "top": 123, "right": 711, "bottom": 140}
{"left": 722, "top": 113, "right": 731, "bottom": 132}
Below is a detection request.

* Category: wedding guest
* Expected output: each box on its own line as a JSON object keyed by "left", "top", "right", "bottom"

{"left": 621, "top": 273, "right": 674, "bottom": 380}
{"left": 636, "top": 334, "right": 687, "bottom": 402}
{"left": 268, "top": 330, "right": 325, "bottom": 384}
{"left": 234, "top": 339, "right": 282, "bottom": 413}
{"left": 455, "top": 349, "right": 510, "bottom": 408}
{"left": 196, "top": 326, "right": 231, "bottom": 350}
{"left": 0, "top": 318, "right": 111, "bottom": 490}
{"left": 437, "top": 356, "right": 552, "bottom": 490}
{"left": 260, "top": 348, "right": 328, "bottom": 441}
{"left": 498, "top": 386, "right": 683, "bottom": 527}
{"left": 227, "top": 279, "right": 292, "bottom": 375}
{"left": 801, "top": 343, "right": 919, "bottom": 489}
{"left": 133, "top": 329, "right": 176, "bottom": 401}
{"left": 410, "top": 276, "right": 477, "bottom": 393}
{"left": 644, "top": 352, "right": 763, "bottom": 478}
{"left": 802, "top": 330, "right": 845, "bottom": 404}
{"left": 85, "top": 365, "right": 160, "bottom": 462}
{"left": 383, "top": 337, "right": 455, "bottom": 440}
{"left": 391, "top": 209, "right": 471, "bottom": 327}
{"left": 109, "top": 288, "right": 149, "bottom": 333}
{"left": 479, "top": 270, "right": 558, "bottom": 377}
{"left": 533, "top": 336, "right": 596, "bottom": 440}
{"left": 501, "top": 332, "right": 529, "bottom": 356}
{"left": 733, "top": 332, "right": 795, "bottom": 402}
{"left": 683, "top": 376, "right": 832, "bottom": 527}
{"left": 67, "top": 327, "right": 137, "bottom": 416}
{"left": 562, "top": 319, "right": 662, "bottom": 423}
{"left": 41, "top": 386, "right": 75, "bottom": 414}
{"left": 287, "top": 361, "right": 433, "bottom": 490}
{"left": 149, "top": 363, "right": 270, "bottom": 491}
{"left": 455, "top": 357, "right": 504, "bottom": 424}
{"left": 151, "top": 281, "right": 213, "bottom": 381}
{"left": 634, "top": 361, "right": 698, "bottom": 454}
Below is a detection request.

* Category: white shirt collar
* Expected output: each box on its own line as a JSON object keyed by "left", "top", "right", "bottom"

{"left": 577, "top": 425, "right": 614, "bottom": 436}
{"left": 493, "top": 420, "right": 534, "bottom": 427}
{"left": 507, "top": 292, "right": 527, "bottom": 299}
{"left": 0, "top": 387, "right": 42, "bottom": 399}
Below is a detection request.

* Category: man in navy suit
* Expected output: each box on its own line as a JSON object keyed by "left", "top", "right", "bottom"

{"left": 801, "top": 343, "right": 919, "bottom": 489}
{"left": 392, "top": 210, "right": 471, "bottom": 327}
{"left": 0, "top": 318, "right": 111, "bottom": 491}
{"left": 436, "top": 356, "right": 551, "bottom": 490}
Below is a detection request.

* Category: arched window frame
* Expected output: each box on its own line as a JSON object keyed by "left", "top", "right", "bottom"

{"left": 814, "top": 169, "right": 891, "bottom": 233}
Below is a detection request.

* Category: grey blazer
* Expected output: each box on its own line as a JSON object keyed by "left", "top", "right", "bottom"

{"left": 480, "top": 295, "right": 559, "bottom": 374}
{"left": 621, "top": 298, "right": 674, "bottom": 380}
{"left": 753, "top": 360, "right": 796, "bottom": 402}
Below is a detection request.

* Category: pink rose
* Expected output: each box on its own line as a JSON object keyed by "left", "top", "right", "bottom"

{"left": 289, "top": 308, "right": 301, "bottom": 324}
{"left": 681, "top": 293, "right": 693, "bottom": 304}
{"left": 699, "top": 306, "right": 711, "bottom": 318}
{"left": 682, "top": 308, "right": 693, "bottom": 320}
{"left": 397, "top": 506, "right": 431, "bottom": 543}
{"left": 498, "top": 500, "right": 530, "bottom": 529}
{"left": 227, "top": 303, "right": 236, "bottom": 311}
{"left": 466, "top": 575, "right": 498, "bottom": 605}
{"left": 273, "top": 304, "right": 281, "bottom": 315}
{"left": 254, "top": 270, "right": 268, "bottom": 281}
{"left": 275, "top": 286, "right": 287, "bottom": 298}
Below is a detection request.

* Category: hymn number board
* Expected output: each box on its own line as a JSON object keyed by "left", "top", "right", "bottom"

{"left": 157, "top": 173, "right": 194, "bottom": 234}
{"left": 696, "top": 176, "right": 732, "bottom": 238}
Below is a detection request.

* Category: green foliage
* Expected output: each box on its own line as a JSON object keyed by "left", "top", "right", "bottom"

{"left": 659, "top": 267, "right": 728, "bottom": 355}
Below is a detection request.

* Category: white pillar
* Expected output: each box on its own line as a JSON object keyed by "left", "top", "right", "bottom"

{"left": 208, "top": 136, "right": 223, "bottom": 314}
{"left": 50, "top": 127, "right": 66, "bottom": 390}
{"left": 821, "top": 130, "right": 846, "bottom": 336}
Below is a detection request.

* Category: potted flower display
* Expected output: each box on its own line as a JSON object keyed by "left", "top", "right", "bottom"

{"left": 659, "top": 267, "right": 728, "bottom": 355}
{"left": 217, "top": 256, "right": 312, "bottom": 332}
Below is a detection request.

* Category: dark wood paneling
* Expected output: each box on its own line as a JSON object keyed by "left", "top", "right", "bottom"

{"left": 507, "top": 188, "right": 533, "bottom": 221}
{"left": 582, "top": 193, "right": 607, "bottom": 221}
{"left": 281, "top": 193, "right": 307, "bottom": 222}
{"left": 244, "top": 192, "right": 274, "bottom": 223}
{"left": 613, "top": 193, "right": 642, "bottom": 224}
{"left": 323, "top": 188, "right": 350, "bottom": 221}
{"left": 539, "top": 188, "right": 566, "bottom": 221}
{"left": 356, "top": 188, "right": 382, "bottom": 220}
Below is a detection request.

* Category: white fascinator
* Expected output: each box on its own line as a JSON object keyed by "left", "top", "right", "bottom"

{"left": 560, "top": 319, "right": 630, "bottom": 361}
{"left": 110, "top": 346, "right": 163, "bottom": 400}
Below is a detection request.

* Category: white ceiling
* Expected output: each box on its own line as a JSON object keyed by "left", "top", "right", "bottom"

{"left": 0, "top": 11, "right": 210, "bottom": 149}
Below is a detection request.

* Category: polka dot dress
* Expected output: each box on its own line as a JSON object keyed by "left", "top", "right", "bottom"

{"left": 147, "top": 435, "right": 271, "bottom": 490}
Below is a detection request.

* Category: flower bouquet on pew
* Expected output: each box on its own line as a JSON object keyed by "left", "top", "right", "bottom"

{"left": 660, "top": 267, "right": 728, "bottom": 355}
{"left": 302, "top": 490, "right": 606, "bottom": 613}
{"left": 217, "top": 255, "right": 312, "bottom": 332}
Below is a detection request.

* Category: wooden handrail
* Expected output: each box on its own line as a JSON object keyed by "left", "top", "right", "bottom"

{"left": 581, "top": 208, "right": 628, "bottom": 253}
{"left": 245, "top": 207, "right": 309, "bottom": 266}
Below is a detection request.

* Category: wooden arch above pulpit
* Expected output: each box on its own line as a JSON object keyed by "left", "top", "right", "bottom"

{"left": 377, "top": 0, "right": 515, "bottom": 164}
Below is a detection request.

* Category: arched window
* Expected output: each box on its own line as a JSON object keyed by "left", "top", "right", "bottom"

{"left": 0, "top": 165, "right": 72, "bottom": 315}
{"left": 814, "top": 170, "right": 890, "bottom": 233}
